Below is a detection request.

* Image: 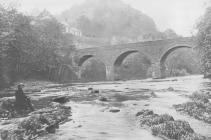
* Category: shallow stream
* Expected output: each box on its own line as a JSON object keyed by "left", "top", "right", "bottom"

{"left": 31, "top": 75, "right": 211, "bottom": 139}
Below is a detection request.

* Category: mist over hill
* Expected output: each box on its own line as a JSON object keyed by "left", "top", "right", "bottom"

{"left": 58, "top": 0, "right": 178, "bottom": 45}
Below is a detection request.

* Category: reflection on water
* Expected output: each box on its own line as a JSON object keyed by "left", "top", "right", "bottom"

{"left": 40, "top": 75, "right": 211, "bottom": 140}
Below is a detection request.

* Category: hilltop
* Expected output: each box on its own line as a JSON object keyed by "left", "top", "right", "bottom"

{"left": 57, "top": 0, "right": 178, "bottom": 45}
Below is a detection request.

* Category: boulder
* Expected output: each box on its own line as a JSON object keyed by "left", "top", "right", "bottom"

{"left": 151, "top": 120, "right": 194, "bottom": 139}
{"left": 88, "top": 88, "right": 100, "bottom": 94}
{"left": 99, "top": 96, "right": 108, "bottom": 102}
{"left": 136, "top": 109, "right": 153, "bottom": 117}
{"left": 150, "top": 91, "right": 157, "bottom": 97}
{"left": 109, "top": 108, "right": 120, "bottom": 113}
{"left": 0, "top": 103, "right": 71, "bottom": 140}
{"left": 180, "top": 133, "right": 206, "bottom": 140}
{"left": 136, "top": 109, "right": 207, "bottom": 140}
{"left": 0, "top": 98, "right": 16, "bottom": 118}
{"left": 88, "top": 87, "right": 93, "bottom": 91}
{"left": 0, "top": 97, "right": 34, "bottom": 118}
{"left": 52, "top": 96, "right": 69, "bottom": 104}
{"left": 167, "top": 87, "right": 174, "bottom": 91}
{"left": 45, "top": 122, "right": 59, "bottom": 133}
{"left": 137, "top": 110, "right": 174, "bottom": 127}
{"left": 93, "top": 90, "right": 100, "bottom": 94}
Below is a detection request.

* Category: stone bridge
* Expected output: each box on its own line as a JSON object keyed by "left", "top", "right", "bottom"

{"left": 71, "top": 37, "right": 197, "bottom": 81}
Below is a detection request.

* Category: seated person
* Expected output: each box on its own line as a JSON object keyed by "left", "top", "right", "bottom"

{"left": 15, "top": 83, "right": 34, "bottom": 112}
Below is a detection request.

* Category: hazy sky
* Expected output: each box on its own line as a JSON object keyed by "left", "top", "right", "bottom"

{"left": 1, "top": 0, "right": 209, "bottom": 36}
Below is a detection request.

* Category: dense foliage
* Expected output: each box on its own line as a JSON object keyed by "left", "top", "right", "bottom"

{"left": 197, "top": 7, "right": 211, "bottom": 75}
{"left": 165, "top": 49, "right": 200, "bottom": 77}
{"left": 0, "top": 6, "right": 75, "bottom": 88}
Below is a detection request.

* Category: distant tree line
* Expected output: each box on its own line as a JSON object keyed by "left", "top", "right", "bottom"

{"left": 0, "top": 6, "right": 75, "bottom": 89}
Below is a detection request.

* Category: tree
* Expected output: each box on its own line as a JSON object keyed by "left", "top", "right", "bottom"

{"left": 197, "top": 7, "right": 211, "bottom": 75}
{"left": 0, "top": 7, "right": 75, "bottom": 88}
{"left": 163, "top": 29, "right": 178, "bottom": 39}
{"left": 24, "top": 10, "right": 75, "bottom": 71}
{"left": 0, "top": 7, "right": 32, "bottom": 86}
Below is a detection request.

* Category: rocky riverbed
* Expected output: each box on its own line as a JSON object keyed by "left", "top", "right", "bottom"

{"left": 0, "top": 76, "right": 211, "bottom": 140}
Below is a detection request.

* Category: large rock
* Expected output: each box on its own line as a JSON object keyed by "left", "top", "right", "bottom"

{"left": 167, "top": 87, "right": 174, "bottom": 91}
{"left": 136, "top": 109, "right": 207, "bottom": 140}
{"left": 98, "top": 96, "right": 108, "bottom": 102}
{"left": 0, "top": 103, "right": 71, "bottom": 140}
{"left": 0, "top": 97, "right": 33, "bottom": 118}
{"left": 151, "top": 120, "right": 194, "bottom": 139}
{"left": 137, "top": 110, "right": 174, "bottom": 127}
{"left": 52, "top": 96, "right": 69, "bottom": 104}
{"left": 0, "top": 98, "right": 16, "bottom": 118}
{"left": 109, "top": 107, "right": 120, "bottom": 113}
{"left": 136, "top": 109, "right": 153, "bottom": 117}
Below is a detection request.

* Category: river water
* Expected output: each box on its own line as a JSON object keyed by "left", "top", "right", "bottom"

{"left": 39, "top": 75, "right": 211, "bottom": 140}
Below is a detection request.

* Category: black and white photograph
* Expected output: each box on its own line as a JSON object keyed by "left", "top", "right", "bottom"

{"left": 0, "top": 0, "right": 211, "bottom": 139}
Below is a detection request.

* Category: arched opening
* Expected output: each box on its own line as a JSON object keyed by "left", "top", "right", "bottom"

{"left": 160, "top": 46, "right": 192, "bottom": 65}
{"left": 60, "top": 65, "right": 78, "bottom": 83}
{"left": 80, "top": 58, "right": 106, "bottom": 82}
{"left": 160, "top": 46, "right": 200, "bottom": 77}
{"left": 114, "top": 50, "right": 138, "bottom": 67}
{"left": 78, "top": 55, "right": 94, "bottom": 66}
{"left": 114, "top": 50, "right": 151, "bottom": 80}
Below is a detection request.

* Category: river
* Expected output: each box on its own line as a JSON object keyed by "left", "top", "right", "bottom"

{"left": 34, "top": 75, "right": 211, "bottom": 140}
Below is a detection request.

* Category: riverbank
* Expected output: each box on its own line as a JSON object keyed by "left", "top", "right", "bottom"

{"left": 173, "top": 91, "right": 211, "bottom": 124}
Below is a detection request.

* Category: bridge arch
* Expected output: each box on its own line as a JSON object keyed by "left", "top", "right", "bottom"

{"left": 160, "top": 45, "right": 192, "bottom": 78}
{"left": 59, "top": 64, "right": 78, "bottom": 82}
{"left": 114, "top": 50, "right": 139, "bottom": 67}
{"left": 77, "top": 55, "right": 107, "bottom": 81}
{"left": 113, "top": 50, "right": 152, "bottom": 80}
{"left": 78, "top": 55, "right": 94, "bottom": 66}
